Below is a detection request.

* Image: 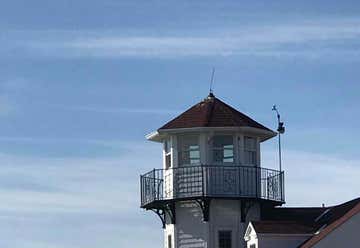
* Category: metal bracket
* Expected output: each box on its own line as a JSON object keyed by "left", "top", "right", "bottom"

{"left": 195, "top": 199, "right": 211, "bottom": 222}
{"left": 151, "top": 208, "right": 166, "bottom": 228}
{"left": 150, "top": 203, "right": 176, "bottom": 229}
{"left": 167, "top": 202, "right": 176, "bottom": 225}
{"left": 241, "top": 200, "right": 255, "bottom": 223}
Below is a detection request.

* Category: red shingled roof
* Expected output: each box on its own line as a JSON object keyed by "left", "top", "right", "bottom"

{"left": 159, "top": 93, "right": 273, "bottom": 132}
{"left": 251, "top": 197, "right": 360, "bottom": 246}
{"left": 299, "top": 198, "right": 360, "bottom": 248}
{"left": 252, "top": 221, "right": 315, "bottom": 234}
{"left": 262, "top": 207, "right": 328, "bottom": 225}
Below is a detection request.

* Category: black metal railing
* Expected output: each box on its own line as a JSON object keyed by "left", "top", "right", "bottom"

{"left": 140, "top": 165, "right": 284, "bottom": 207}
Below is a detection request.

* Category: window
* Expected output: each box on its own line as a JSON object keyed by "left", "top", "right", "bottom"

{"left": 213, "top": 135, "right": 234, "bottom": 163}
{"left": 178, "top": 136, "right": 200, "bottom": 166}
{"left": 218, "top": 230, "right": 232, "bottom": 248}
{"left": 168, "top": 235, "right": 172, "bottom": 248}
{"left": 244, "top": 137, "right": 257, "bottom": 165}
{"left": 250, "top": 245, "right": 256, "bottom": 248}
{"left": 164, "top": 139, "right": 171, "bottom": 169}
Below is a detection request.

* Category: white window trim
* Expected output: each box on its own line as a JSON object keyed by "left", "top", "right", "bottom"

{"left": 177, "top": 135, "right": 201, "bottom": 167}
{"left": 164, "top": 138, "right": 172, "bottom": 169}
{"left": 211, "top": 134, "right": 235, "bottom": 165}
{"left": 243, "top": 136, "right": 258, "bottom": 166}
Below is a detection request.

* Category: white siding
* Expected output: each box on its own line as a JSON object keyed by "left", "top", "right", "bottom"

{"left": 171, "top": 200, "right": 261, "bottom": 248}
{"left": 175, "top": 201, "right": 208, "bottom": 248}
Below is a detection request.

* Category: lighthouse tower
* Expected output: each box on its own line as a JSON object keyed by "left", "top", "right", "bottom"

{"left": 140, "top": 93, "right": 284, "bottom": 248}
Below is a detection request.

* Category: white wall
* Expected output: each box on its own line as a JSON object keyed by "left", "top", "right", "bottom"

{"left": 175, "top": 201, "right": 208, "bottom": 248}
{"left": 162, "top": 131, "right": 261, "bottom": 168}
{"left": 244, "top": 222, "right": 311, "bottom": 248}
{"left": 165, "top": 224, "right": 175, "bottom": 248}
{"left": 161, "top": 130, "right": 265, "bottom": 248}
{"left": 170, "top": 199, "right": 261, "bottom": 248}
{"left": 209, "top": 200, "right": 243, "bottom": 248}
{"left": 312, "top": 212, "right": 360, "bottom": 248}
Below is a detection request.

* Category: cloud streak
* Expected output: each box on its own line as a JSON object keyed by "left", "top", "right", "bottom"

{"left": 51, "top": 104, "right": 181, "bottom": 115}
{"left": 3, "top": 17, "right": 360, "bottom": 59}
{"left": 0, "top": 144, "right": 358, "bottom": 247}
{"left": 263, "top": 149, "right": 360, "bottom": 206}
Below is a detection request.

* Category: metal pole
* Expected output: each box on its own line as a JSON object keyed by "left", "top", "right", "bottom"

{"left": 273, "top": 105, "right": 285, "bottom": 201}
{"left": 278, "top": 129, "right": 282, "bottom": 172}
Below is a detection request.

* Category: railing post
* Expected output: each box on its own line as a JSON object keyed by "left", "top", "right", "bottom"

{"left": 255, "top": 167, "right": 258, "bottom": 198}
{"left": 140, "top": 165, "right": 284, "bottom": 209}
{"left": 201, "top": 165, "right": 205, "bottom": 197}
{"left": 153, "top": 168, "right": 156, "bottom": 200}
{"left": 140, "top": 175, "right": 143, "bottom": 206}
{"left": 282, "top": 171, "right": 285, "bottom": 202}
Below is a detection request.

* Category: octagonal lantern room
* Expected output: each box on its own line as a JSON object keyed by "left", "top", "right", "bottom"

{"left": 140, "top": 93, "right": 284, "bottom": 228}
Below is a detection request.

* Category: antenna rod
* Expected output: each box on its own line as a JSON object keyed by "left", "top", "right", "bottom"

{"left": 209, "top": 67, "right": 215, "bottom": 94}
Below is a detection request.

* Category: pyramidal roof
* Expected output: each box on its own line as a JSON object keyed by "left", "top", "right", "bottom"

{"left": 159, "top": 93, "right": 273, "bottom": 132}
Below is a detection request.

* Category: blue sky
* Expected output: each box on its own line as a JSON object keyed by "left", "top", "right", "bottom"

{"left": 1, "top": 1, "right": 360, "bottom": 247}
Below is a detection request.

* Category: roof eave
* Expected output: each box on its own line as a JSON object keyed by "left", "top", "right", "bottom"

{"left": 258, "top": 233, "right": 314, "bottom": 237}
{"left": 157, "top": 126, "right": 277, "bottom": 142}
{"left": 145, "top": 131, "right": 164, "bottom": 142}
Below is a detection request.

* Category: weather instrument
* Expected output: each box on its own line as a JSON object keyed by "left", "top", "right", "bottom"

{"left": 272, "top": 105, "right": 285, "bottom": 172}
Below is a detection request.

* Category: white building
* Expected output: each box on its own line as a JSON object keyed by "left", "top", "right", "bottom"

{"left": 139, "top": 93, "right": 360, "bottom": 248}
{"left": 244, "top": 198, "right": 360, "bottom": 248}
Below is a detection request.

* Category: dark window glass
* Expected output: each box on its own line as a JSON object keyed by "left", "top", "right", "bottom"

{"left": 218, "top": 230, "right": 232, "bottom": 248}
{"left": 178, "top": 136, "right": 200, "bottom": 166}
{"left": 165, "top": 154, "right": 171, "bottom": 169}
{"left": 164, "top": 140, "right": 172, "bottom": 169}
{"left": 250, "top": 245, "right": 256, "bottom": 248}
{"left": 213, "top": 136, "right": 234, "bottom": 163}
{"left": 244, "top": 137, "right": 257, "bottom": 165}
{"left": 168, "top": 235, "right": 172, "bottom": 248}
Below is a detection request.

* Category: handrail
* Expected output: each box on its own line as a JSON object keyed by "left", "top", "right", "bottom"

{"left": 140, "top": 164, "right": 282, "bottom": 177}
{"left": 140, "top": 165, "right": 284, "bottom": 207}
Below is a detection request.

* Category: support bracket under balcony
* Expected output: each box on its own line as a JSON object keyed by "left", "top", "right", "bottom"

{"left": 151, "top": 209, "right": 166, "bottom": 228}
{"left": 167, "top": 202, "right": 176, "bottom": 225}
{"left": 150, "top": 203, "right": 176, "bottom": 229}
{"left": 240, "top": 200, "right": 256, "bottom": 223}
{"left": 195, "top": 198, "right": 211, "bottom": 222}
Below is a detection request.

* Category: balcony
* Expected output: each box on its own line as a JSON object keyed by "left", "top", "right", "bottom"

{"left": 140, "top": 165, "right": 284, "bottom": 208}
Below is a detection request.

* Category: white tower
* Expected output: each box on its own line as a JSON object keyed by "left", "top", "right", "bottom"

{"left": 140, "top": 93, "right": 284, "bottom": 248}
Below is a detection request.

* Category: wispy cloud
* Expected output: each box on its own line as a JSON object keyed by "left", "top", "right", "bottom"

{"left": 51, "top": 104, "right": 181, "bottom": 115}
{"left": 3, "top": 17, "right": 360, "bottom": 59}
{"left": 263, "top": 149, "right": 360, "bottom": 206}
{"left": 0, "top": 144, "right": 358, "bottom": 247}
{"left": 0, "top": 145, "right": 162, "bottom": 248}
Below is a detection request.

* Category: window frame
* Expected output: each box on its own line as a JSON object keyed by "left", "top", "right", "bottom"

{"left": 164, "top": 139, "right": 172, "bottom": 169}
{"left": 211, "top": 134, "right": 235, "bottom": 165}
{"left": 243, "top": 136, "right": 257, "bottom": 166}
{"left": 167, "top": 234, "right": 172, "bottom": 248}
{"left": 177, "top": 135, "right": 201, "bottom": 167}
{"left": 218, "top": 230, "right": 232, "bottom": 248}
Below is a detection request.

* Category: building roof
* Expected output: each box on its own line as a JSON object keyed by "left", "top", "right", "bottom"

{"left": 249, "top": 197, "right": 360, "bottom": 246}
{"left": 262, "top": 207, "right": 327, "bottom": 224}
{"left": 251, "top": 221, "right": 314, "bottom": 234}
{"left": 158, "top": 93, "right": 273, "bottom": 132}
{"left": 299, "top": 197, "right": 360, "bottom": 248}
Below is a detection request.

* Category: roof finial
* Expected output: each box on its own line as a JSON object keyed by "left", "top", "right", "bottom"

{"left": 209, "top": 67, "right": 215, "bottom": 98}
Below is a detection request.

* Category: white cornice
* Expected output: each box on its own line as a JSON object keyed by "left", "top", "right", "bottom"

{"left": 146, "top": 126, "right": 277, "bottom": 143}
